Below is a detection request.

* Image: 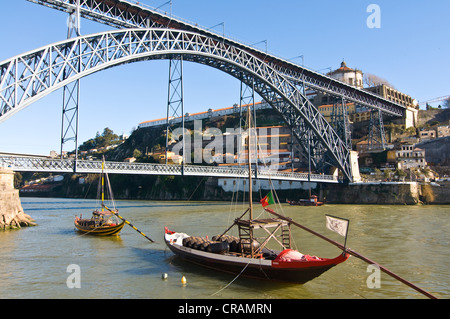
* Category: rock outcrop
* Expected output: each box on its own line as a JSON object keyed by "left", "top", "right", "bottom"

{"left": 0, "top": 168, "right": 36, "bottom": 230}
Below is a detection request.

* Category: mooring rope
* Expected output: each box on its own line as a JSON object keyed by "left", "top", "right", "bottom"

{"left": 211, "top": 259, "right": 252, "bottom": 296}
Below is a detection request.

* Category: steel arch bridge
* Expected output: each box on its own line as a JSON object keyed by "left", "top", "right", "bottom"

{"left": 0, "top": 27, "right": 356, "bottom": 180}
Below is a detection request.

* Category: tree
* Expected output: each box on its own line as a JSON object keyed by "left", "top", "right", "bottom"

{"left": 443, "top": 98, "right": 450, "bottom": 109}
{"left": 395, "top": 168, "right": 407, "bottom": 182}
{"left": 363, "top": 73, "right": 395, "bottom": 88}
{"left": 133, "top": 149, "right": 142, "bottom": 158}
{"left": 96, "top": 127, "right": 119, "bottom": 148}
{"left": 78, "top": 127, "right": 121, "bottom": 151}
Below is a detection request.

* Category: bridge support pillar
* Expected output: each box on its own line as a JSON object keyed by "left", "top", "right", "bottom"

{"left": 349, "top": 150, "right": 361, "bottom": 183}
{"left": 165, "top": 57, "right": 185, "bottom": 172}
{"left": 331, "top": 97, "right": 352, "bottom": 150}
{"left": 60, "top": 1, "right": 81, "bottom": 167}
{"left": 368, "top": 109, "right": 387, "bottom": 151}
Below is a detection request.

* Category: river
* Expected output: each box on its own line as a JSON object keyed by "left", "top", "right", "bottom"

{"left": 0, "top": 197, "right": 448, "bottom": 299}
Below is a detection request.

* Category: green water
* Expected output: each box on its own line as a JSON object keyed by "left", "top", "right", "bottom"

{"left": 0, "top": 198, "right": 448, "bottom": 299}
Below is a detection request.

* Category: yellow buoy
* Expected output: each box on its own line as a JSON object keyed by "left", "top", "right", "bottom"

{"left": 181, "top": 276, "right": 187, "bottom": 284}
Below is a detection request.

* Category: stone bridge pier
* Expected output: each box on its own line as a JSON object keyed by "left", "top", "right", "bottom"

{"left": 0, "top": 168, "right": 36, "bottom": 230}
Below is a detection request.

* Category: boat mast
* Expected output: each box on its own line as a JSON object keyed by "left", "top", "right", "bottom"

{"left": 247, "top": 103, "right": 253, "bottom": 220}
{"left": 101, "top": 157, "right": 105, "bottom": 212}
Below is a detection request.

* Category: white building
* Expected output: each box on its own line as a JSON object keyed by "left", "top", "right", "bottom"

{"left": 396, "top": 143, "right": 427, "bottom": 169}
{"left": 328, "top": 61, "right": 364, "bottom": 88}
{"left": 138, "top": 101, "right": 271, "bottom": 129}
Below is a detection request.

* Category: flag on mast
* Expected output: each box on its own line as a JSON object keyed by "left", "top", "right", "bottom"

{"left": 325, "top": 215, "right": 349, "bottom": 237}
{"left": 260, "top": 192, "right": 275, "bottom": 207}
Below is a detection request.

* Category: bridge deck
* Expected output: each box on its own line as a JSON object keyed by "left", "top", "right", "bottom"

{"left": 0, "top": 156, "right": 339, "bottom": 183}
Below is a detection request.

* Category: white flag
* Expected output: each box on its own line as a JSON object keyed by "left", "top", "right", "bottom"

{"left": 326, "top": 215, "right": 349, "bottom": 237}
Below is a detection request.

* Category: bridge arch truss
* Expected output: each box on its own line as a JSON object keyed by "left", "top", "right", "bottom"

{"left": 0, "top": 28, "right": 354, "bottom": 180}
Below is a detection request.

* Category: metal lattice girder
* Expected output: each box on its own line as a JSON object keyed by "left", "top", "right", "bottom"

{"left": 0, "top": 28, "right": 353, "bottom": 180}
{"left": 0, "top": 155, "right": 338, "bottom": 183}
{"left": 368, "top": 109, "right": 387, "bottom": 151}
{"left": 26, "top": 0, "right": 407, "bottom": 117}
{"left": 166, "top": 57, "right": 185, "bottom": 165}
{"left": 27, "top": 0, "right": 164, "bottom": 29}
{"left": 331, "top": 98, "right": 352, "bottom": 150}
{"left": 61, "top": 2, "right": 81, "bottom": 159}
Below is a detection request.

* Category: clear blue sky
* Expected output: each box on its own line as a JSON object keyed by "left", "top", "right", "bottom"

{"left": 0, "top": 0, "right": 449, "bottom": 155}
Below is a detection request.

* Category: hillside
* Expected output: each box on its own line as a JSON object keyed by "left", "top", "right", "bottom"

{"left": 418, "top": 108, "right": 450, "bottom": 127}
{"left": 417, "top": 136, "right": 450, "bottom": 166}
{"left": 106, "top": 108, "right": 285, "bottom": 163}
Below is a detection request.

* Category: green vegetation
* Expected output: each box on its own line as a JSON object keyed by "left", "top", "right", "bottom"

{"left": 78, "top": 127, "right": 122, "bottom": 152}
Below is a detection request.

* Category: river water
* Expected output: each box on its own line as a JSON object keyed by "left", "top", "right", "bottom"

{"left": 0, "top": 197, "right": 448, "bottom": 299}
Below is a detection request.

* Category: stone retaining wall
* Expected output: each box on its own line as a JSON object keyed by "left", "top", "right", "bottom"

{"left": 0, "top": 168, "right": 36, "bottom": 230}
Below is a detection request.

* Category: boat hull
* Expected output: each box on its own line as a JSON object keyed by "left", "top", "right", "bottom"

{"left": 165, "top": 229, "right": 349, "bottom": 284}
{"left": 74, "top": 220, "right": 125, "bottom": 236}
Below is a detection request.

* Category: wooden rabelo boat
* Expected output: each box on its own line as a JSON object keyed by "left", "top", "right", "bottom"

{"left": 74, "top": 158, "right": 125, "bottom": 236}
{"left": 164, "top": 106, "right": 349, "bottom": 284}
{"left": 287, "top": 195, "right": 324, "bottom": 206}
{"left": 165, "top": 217, "right": 349, "bottom": 284}
{"left": 75, "top": 210, "right": 124, "bottom": 236}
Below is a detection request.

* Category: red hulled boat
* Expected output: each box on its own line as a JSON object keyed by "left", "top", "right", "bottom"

{"left": 164, "top": 106, "right": 349, "bottom": 284}
{"left": 165, "top": 224, "right": 349, "bottom": 284}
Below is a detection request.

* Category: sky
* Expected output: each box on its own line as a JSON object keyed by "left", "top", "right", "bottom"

{"left": 0, "top": 0, "right": 449, "bottom": 155}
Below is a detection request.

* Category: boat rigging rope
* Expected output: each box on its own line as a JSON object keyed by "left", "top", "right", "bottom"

{"left": 186, "top": 176, "right": 207, "bottom": 202}
{"left": 211, "top": 259, "right": 253, "bottom": 296}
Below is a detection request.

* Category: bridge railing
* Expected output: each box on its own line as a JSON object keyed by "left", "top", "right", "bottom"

{"left": 0, "top": 156, "right": 339, "bottom": 183}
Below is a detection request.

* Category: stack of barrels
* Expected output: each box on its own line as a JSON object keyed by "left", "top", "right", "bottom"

{"left": 182, "top": 234, "right": 260, "bottom": 255}
{"left": 182, "top": 236, "right": 229, "bottom": 254}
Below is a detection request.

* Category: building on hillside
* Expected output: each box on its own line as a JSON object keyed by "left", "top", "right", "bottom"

{"left": 365, "top": 84, "right": 418, "bottom": 128}
{"left": 137, "top": 101, "right": 271, "bottom": 129}
{"left": 356, "top": 140, "right": 394, "bottom": 155}
{"left": 437, "top": 125, "right": 450, "bottom": 138}
{"left": 123, "top": 157, "right": 136, "bottom": 163}
{"left": 215, "top": 125, "right": 295, "bottom": 168}
{"left": 318, "top": 103, "right": 356, "bottom": 122}
{"left": 311, "top": 61, "right": 363, "bottom": 107}
{"left": 310, "top": 61, "right": 418, "bottom": 128}
{"left": 395, "top": 143, "right": 427, "bottom": 169}
{"left": 416, "top": 125, "right": 450, "bottom": 142}
{"left": 419, "top": 129, "right": 437, "bottom": 141}
{"left": 328, "top": 60, "right": 364, "bottom": 88}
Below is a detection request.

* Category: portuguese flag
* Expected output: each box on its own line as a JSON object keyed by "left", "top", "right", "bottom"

{"left": 260, "top": 192, "right": 275, "bottom": 207}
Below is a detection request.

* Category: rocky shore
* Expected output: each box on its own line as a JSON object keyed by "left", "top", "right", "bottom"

{"left": 0, "top": 168, "right": 36, "bottom": 230}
